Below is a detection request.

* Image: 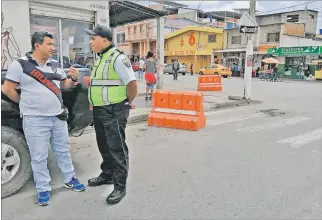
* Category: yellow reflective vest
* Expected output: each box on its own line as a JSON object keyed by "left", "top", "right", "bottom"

{"left": 88, "top": 47, "right": 127, "bottom": 106}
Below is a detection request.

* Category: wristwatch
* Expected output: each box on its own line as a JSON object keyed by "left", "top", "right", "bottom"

{"left": 67, "top": 75, "right": 78, "bottom": 82}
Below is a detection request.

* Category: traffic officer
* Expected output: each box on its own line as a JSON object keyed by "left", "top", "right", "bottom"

{"left": 85, "top": 25, "right": 137, "bottom": 204}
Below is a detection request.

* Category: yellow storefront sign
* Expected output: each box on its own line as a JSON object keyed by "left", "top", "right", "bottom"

{"left": 165, "top": 50, "right": 196, "bottom": 56}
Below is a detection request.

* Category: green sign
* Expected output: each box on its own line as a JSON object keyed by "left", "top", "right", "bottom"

{"left": 267, "top": 46, "right": 321, "bottom": 55}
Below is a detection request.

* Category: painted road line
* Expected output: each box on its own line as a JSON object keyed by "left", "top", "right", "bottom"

{"left": 277, "top": 128, "right": 322, "bottom": 148}
{"left": 237, "top": 116, "right": 310, "bottom": 133}
{"left": 207, "top": 113, "right": 265, "bottom": 126}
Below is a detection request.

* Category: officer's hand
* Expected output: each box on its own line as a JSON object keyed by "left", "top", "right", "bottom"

{"left": 68, "top": 67, "right": 79, "bottom": 81}
{"left": 129, "top": 103, "right": 136, "bottom": 109}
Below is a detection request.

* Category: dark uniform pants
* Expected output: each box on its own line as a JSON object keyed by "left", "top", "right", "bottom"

{"left": 93, "top": 100, "right": 130, "bottom": 191}
{"left": 173, "top": 71, "right": 178, "bottom": 80}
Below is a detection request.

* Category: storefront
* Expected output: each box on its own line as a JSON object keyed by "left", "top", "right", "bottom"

{"left": 214, "top": 49, "right": 246, "bottom": 74}
{"left": 164, "top": 26, "right": 225, "bottom": 72}
{"left": 2, "top": 0, "right": 109, "bottom": 70}
{"left": 266, "top": 46, "right": 322, "bottom": 78}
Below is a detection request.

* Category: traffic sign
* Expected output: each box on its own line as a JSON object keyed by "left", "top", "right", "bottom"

{"left": 239, "top": 25, "right": 258, "bottom": 34}
{"left": 267, "top": 46, "right": 321, "bottom": 55}
{"left": 237, "top": 12, "right": 258, "bottom": 28}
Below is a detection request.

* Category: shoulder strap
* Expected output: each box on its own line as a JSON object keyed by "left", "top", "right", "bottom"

{"left": 17, "top": 59, "right": 63, "bottom": 106}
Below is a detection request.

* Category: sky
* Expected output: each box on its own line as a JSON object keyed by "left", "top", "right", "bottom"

{"left": 137, "top": 0, "right": 322, "bottom": 32}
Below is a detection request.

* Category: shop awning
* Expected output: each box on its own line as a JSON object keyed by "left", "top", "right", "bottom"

{"left": 253, "top": 51, "right": 267, "bottom": 55}
{"left": 109, "top": 1, "right": 169, "bottom": 27}
{"left": 213, "top": 48, "right": 246, "bottom": 53}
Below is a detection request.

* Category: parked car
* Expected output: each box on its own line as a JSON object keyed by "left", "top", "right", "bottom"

{"left": 163, "top": 63, "right": 186, "bottom": 75}
{"left": 198, "top": 64, "right": 232, "bottom": 78}
{"left": 1, "top": 68, "right": 93, "bottom": 199}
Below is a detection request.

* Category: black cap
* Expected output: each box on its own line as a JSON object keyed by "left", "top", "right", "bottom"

{"left": 85, "top": 25, "right": 113, "bottom": 41}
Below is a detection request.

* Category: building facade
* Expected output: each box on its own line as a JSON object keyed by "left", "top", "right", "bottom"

{"left": 114, "top": 17, "right": 205, "bottom": 63}
{"left": 2, "top": 0, "right": 109, "bottom": 70}
{"left": 213, "top": 9, "right": 321, "bottom": 77}
{"left": 123, "top": 19, "right": 158, "bottom": 62}
{"left": 164, "top": 26, "right": 224, "bottom": 72}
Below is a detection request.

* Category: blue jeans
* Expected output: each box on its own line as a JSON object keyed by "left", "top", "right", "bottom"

{"left": 23, "top": 116, "right": 76, "bottom": 193}
{"left": 138, "top": 69, "right": 144, "bottom": 80}
{"left": 298, "top": 72, "right": 304, "bottom": 80}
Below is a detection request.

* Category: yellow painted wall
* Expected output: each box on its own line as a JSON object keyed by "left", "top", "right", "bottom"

{"left": 165, "top": 28, "right": 224, "bottom": 72}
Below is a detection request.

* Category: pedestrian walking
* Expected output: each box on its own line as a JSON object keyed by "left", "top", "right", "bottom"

{"left": 297, "top": 64, "right": 304, "bottom": 80}
{"left": 190, "top": 62, "right": 194, "bottom": 75}
{"left": 85, "top": 25, "right": 137, "bottom": 204}
{"left": 138, "top": 57, "right": 145, "bottom": 80}
{"left": 172, "top": 59, "right": 180, "bottom": 80}
{"left": 2, "top": 31, "right": 85, "bottom": 206}
{"left": 144, "top": 51, "right": 157, "bottom": 100}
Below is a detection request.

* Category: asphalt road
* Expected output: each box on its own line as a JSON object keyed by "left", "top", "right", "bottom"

{"left": 2, "top": 77, "right": 322, "bottom": 220}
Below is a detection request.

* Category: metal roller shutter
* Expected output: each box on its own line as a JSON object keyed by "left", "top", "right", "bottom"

{"left": 29, "top": 1, "right": 95, "bottom": 23}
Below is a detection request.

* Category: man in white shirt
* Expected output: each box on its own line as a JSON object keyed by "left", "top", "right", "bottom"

{"left": 139, "top": 57, "right": 145, "bottom": 80}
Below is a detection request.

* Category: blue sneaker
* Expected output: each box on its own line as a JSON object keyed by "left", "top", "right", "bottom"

{"left": 65, "top": 177, "right": 85, "bottom": 192}
{"left": 37, "top": 191, "right": 50, "bottom": 206}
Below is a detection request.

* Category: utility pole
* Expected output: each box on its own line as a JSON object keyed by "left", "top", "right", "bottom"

{"left": 249, "top": 0, "right": 256, "bottom": 19}
{"left": 156, "top": 17, "right": 165, "bottom": 89}
{"left": 243, "top": 0, "right": 256, "bottom": 100}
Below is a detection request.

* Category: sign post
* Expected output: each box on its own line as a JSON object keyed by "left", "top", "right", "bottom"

{"left": 237, "top": 12, "right": 258, "bottom": 100}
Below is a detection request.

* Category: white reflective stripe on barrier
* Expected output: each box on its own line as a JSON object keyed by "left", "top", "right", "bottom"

{"left": 200, "top": 83, "right": 221, "bottom": 86}
{"left": 91, "top": 79, "right": 124, "bottom": 86}
{"left": 154, "top": 108, "right": 197, "bottom": 115}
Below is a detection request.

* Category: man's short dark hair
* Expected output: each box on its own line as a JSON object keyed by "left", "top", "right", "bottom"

{"left": 31, "top": 31, "right": 54, "bottom": 51}
{"left": 147, "top": 51, "right": 154, "bottom": 58}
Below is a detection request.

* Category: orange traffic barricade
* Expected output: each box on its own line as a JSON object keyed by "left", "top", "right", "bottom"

{"left": 197, "top": 75, "right": 222, "bottom": 91}
{"left": 147, "top": 90, "right": 206, "bottom": 131}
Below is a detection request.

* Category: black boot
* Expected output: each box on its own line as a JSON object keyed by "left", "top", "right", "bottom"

{"left": 106, "top": 189, "right": 126, "bottom": 204}
{"left": 88, "top": 174, "right": 113, "bottom": 186}
{"left": 145, "top": 96, "right": 148, "bottom": 101}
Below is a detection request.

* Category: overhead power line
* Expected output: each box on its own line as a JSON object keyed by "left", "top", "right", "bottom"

{"left": 257, "top": 0, "right": 319, "bottom": 14}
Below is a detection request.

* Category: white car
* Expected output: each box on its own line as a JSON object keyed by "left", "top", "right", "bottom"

{"left": 163, "top": 63, "right": 186, "bottom": 75}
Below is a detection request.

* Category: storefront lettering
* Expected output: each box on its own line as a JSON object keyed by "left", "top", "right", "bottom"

{"left": 100, "top": 18, "right": 107, "bottom": 24}
{"left": 281, "top": 47, "right": 304, "bottom": 53}
{"left": 90, "top": 4, "right": 107, "bottom": 10}
{"left": 269, "top": 46, "right": 321, "bottom": 55}
{"left": 173, "top": 50, "right": 195, "bottom": 56}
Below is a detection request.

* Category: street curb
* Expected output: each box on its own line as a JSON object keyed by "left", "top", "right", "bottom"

{"left": 128, "top": 98, "right": 262, "bottom": 125}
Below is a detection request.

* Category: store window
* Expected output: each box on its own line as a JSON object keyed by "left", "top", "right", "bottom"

{"left": 208, "top": 35, "right": 216, "bottom": 43}
{"left": 30, "top": 17, "right": 94, "bottom": 68}
{"left": 117, "top": 32, "right": 126, "bottom": 44}
{"left": 267, "top": 33, "right": 280, "bottom": 43}
{"left": 62, "top": 20, "right": 93, "bottom": 68}
{"left": 287, "top": 14, "right": 299, "bottom": 22}
{"left": 30, "top": 17, "right": 60, "bottom": 61}
{"left": 231, "top": 36, "right": 241, "bottom": 44}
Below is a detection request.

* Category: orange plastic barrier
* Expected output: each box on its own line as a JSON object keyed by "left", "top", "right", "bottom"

{"left": 147, "top": 90, "right": 206, "bottom": 131}
{"left": 197, "top": 75, "right": 222, "bottom": 91}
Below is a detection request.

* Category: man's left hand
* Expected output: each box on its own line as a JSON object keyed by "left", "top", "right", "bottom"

{"left": 68, "top": 67, "right": 79, "bottom": 81}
